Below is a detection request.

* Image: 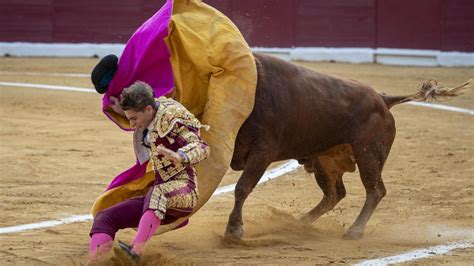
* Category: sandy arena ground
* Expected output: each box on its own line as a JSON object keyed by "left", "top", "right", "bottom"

{"left": 0, "top": 57, "right": 473, "bottom": 265}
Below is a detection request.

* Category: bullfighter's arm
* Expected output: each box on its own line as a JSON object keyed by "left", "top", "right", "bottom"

{"left": 175, "top": 123, "right": 210, "bottom": 165}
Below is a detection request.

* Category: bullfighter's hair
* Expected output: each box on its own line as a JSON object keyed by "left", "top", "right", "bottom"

{"left": 120, "top": 81, "right": 157, "bottom": 112}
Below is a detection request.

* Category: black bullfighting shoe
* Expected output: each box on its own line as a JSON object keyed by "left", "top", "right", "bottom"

{"left": 114, "top": 240, "right": 140, "bottom": 266}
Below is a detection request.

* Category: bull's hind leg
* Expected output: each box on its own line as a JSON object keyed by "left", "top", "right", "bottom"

{"left": 301, "top": 159, "right": 346, "bottom": 224}
{"left": 225, "top": 156, "right": 271, "bottom": 240}
{"left": 343, "top": 122, "right": 394, "bottom": 239}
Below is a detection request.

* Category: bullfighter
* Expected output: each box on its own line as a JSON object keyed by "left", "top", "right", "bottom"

{"left": 89, "top": 81, "right": 210, "bottom": 263}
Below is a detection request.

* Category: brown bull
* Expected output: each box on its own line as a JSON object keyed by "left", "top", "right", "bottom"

{"left": 226, "top": 53, "right": 470, "bottom": 240}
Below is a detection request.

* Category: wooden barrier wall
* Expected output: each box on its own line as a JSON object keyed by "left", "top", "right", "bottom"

{"left": 1, "top": 0, "right": 472, "bottom": 51}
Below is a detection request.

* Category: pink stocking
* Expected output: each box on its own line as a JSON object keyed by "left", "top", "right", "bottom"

{"left": 131, "top": 210, "right": 161, "bottom": 254}
{"left": 89, "top": 233, "right": 113, "bottom": 260}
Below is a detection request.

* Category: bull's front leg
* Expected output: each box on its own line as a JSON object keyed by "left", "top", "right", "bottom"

{"left": 225, "top": 157, "right": 270, "bottom": 240}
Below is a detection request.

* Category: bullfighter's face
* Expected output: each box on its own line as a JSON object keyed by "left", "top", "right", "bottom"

{"left": 124, "top": 105, "right": 155, "bottom": 131}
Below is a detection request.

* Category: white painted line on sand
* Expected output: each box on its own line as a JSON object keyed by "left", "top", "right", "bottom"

{"left": 212, "top": 160, "right": 300, "bottom": 196}
{"left": 0, "top": 82, "right": 95, "bottom": 93}
{"left": 0, "top": 215, "right": 93, "bottom": 235}
{"left": 407, "top": 102, "right": 474, "bottom": 116}
{"left": 0, "top": 71, "right": 89, "bottom": 78}
{"left": 353, "top": 241, "right": 474, "bottom": 265}
{"left": 0, "top": 160, "right": 300, "bottom": 234}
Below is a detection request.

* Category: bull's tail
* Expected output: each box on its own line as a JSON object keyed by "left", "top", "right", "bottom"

{"left": 381, "top": 79, "right": 472, "bottom": 109}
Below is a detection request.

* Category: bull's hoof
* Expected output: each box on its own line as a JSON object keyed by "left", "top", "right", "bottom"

{"left": 225, "top": 223, "right": 244, "bottom": 240}
{"left": 342, "top": 229, "right": 364, "bottom": 240}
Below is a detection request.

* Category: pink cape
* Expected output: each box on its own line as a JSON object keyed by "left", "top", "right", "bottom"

{"left": 102, "top": 0, "right": 174, "bottom": 190}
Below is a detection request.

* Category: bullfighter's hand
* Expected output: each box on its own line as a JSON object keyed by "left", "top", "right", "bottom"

{"left": 109, "top": 96, "right": 125, "bottom": 117}
{"left": 155, "top": 146, "right": 187, "bottom": 164}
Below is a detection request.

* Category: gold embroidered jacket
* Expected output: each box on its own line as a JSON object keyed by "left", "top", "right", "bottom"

{"left": 148, "top": 97, "right": 210, "bottom": 182}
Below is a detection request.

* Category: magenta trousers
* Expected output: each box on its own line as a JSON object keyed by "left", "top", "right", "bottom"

{"left": 90, "top": 186, "right": 193, "bottom": 238}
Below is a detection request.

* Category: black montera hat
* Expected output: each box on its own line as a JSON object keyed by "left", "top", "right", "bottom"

{"left": 91, "top": 54, "right": 118, "bottom": 94}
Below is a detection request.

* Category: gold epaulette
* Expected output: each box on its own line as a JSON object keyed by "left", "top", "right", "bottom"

{"left": 153, "top": 97, "right": 206, "bottom": 138}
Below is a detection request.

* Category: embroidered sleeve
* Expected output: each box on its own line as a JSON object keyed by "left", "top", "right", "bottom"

{"left": 175, "top": 123, "right": 210, "bottom": 165}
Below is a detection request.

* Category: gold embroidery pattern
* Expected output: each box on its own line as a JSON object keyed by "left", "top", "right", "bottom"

{"left": 157, "top": 165, "right": 186, "bottom": 181}
{"left": 147, "top": 97, "right": 209, "bottom": 181}
{"left": 148, "top": 172, "right": 199, "bottom": 220}
{"left": 149, "top": 192, "right": 167, "bottom": 220}
{"left": 154, "top": 97, "right": 204, "bottom": 138}
{"left": 149, "top": 131, "right": 186, "bottom": 181}
{"left": 176, "top": 126, "right": 210, "bottom": 165}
